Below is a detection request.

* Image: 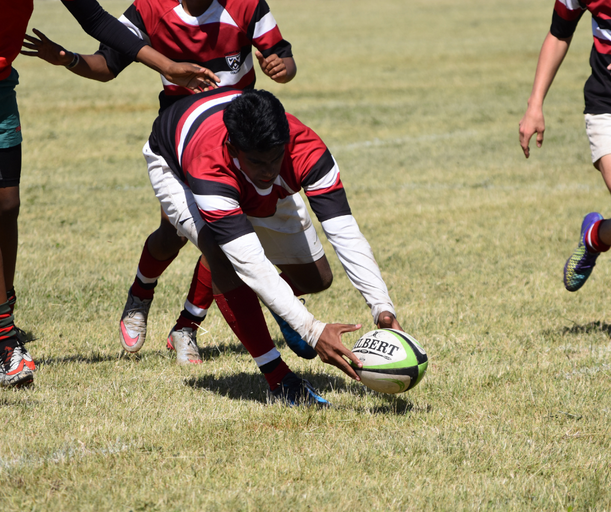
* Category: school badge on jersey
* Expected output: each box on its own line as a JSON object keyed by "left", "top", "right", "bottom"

{"left": 225, "top": 52, "right": 241, "bottom": 73}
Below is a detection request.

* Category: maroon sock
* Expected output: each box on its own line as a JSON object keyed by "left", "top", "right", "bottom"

{"left": 173, "top": 258, "right": 214, "bottom": 331}
{"left": 214, "top": 283, "right": 290, "bottom": 390}
{"left": 586, "top": 220, "right": 611, "bottom": 253}
{"left": 130, "top": 237, "right": 179, "bottom": 300}
{"left": 279, "top": 272, "right": 306, "bottom": 297}
{"left": 187, "top": 257, "right": 214, "bottom": 311}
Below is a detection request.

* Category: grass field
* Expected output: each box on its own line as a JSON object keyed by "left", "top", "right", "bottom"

{"left": 3, "top": 0, "right": 611, "bottom": 509}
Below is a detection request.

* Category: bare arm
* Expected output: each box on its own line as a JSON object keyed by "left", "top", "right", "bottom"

{"left": 519, "top": 31, "right": 572, "bottom": 158}
{"left": 23, "top": 29, "right": 219, "bottom": 91}
{"left": 22, "top": 29, "right": 115, "bottom": 81}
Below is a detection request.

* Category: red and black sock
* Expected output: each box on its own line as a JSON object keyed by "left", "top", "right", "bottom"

{"left": 214, "top": 283, "right": 290, "bottom": 390}
{"left": 585, "top": 220, "right": 611, "bottom": 253}
{"left": 0, "top": 301, "right": 17, "bottom": 348}
{"left": 130, "top": 237, "right": 179, "bottom": 300}
{"left": 6, "top": 288, "right": 16, "bottom": 314}
{"left": 174, "top": 257, "right": 214, "bottom": 331}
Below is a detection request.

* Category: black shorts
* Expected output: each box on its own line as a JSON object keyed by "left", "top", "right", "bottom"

{"left": 0, "top": 145, "right": 21, "bottom": 188}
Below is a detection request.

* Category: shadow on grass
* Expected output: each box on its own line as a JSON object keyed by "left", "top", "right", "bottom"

{"left": 184, "top": 369, "right": 429, "bottom": 415}
{"left": 561, "top": 321, "right": 611, "bottom": 337}
{"left": 37, "top": 352, "right": 121, "bottom": 366}
{"left": 185, "top": 369, "right": 353, "bottom": 404}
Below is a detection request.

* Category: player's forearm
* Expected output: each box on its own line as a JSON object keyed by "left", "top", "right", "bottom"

{"left": 135, "top": 45, "right": 174, "bottom": 76}
{"left": 321, "top": 215, "right": 395, "bottom": 324}
{"left": 527, "top": 32, "right": 572, "bottom": 109}
{"left": 220, "top": 233, "right": 326, "bottom": 346}
{"left": 64, "top": 52, "right": 115, "bottom": 82}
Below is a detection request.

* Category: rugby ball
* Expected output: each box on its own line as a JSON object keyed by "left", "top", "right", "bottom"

{"left": 351, "top": 329, "right": 428, "bottom": 394}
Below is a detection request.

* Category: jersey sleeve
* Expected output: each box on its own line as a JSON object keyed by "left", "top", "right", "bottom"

{"left": 550, "top": 0, "right": 586, "bottom": 39}
{"left": 61, "top": 0, "right": 146, "bottom": 60}
{"left": 94, "top": 4, "right": 150, "bottom": 77}
{"left": 321, "top": 215, "right": 396, "bottom": 325}
{"left": 220, "top": 233, "right": 326, "bottom": 347}
{"left": 246, "top": 0, "right": 293, "bottom": 59}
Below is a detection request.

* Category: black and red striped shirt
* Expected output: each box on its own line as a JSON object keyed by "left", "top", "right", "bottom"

{"left": 552, "top": 0, "right": 611, "bottom": 114}
{"left": 97, "top": 0, "right": 292, "bottom": 107}
{"left": 149, "top": 90, "right": 351, "bottom": 245}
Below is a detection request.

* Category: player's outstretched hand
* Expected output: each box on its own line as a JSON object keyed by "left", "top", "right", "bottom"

{"left": 315, "top": 323, "right": 363, "bottom": 380}
{"left": 162, "top": 62, "right": 220, "bottom": 92}
{"left": 519, "top": 106, "right": 545, "bottom": 158}
{"left": 21, "top": 29, "right": 72, "bottom": 67}
{"left": 255, "top": 50, "right": 290, "bottom": 83}
{"left": 377, "top": 311, "right": 403, "bottom": 331}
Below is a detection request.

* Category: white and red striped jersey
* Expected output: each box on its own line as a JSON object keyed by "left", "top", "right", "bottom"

{"left": 97, "top": 0, "right": 292, "bottom": 107}
{"left": 551, "top": 0, "right": 611, "bottom": 114}
{"left": 149, "top": 89, "right": 351, "bottom": 244}
{"left": 148, "top": 89, "right": 396, "bottom": 342}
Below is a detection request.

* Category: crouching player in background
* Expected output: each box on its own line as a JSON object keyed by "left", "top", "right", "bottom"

{"left": 142, "top": 88, "right": 402, "bottom": 405}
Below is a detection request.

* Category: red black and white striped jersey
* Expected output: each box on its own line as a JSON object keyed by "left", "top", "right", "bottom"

{"left": 148, "top": 89, "right": 351, "bottom": 245}
{"left": 551, "top": 0, "right": 611, "bottom": 114}
{"left": 97, "top": 0, "right": 292, "bottom": 104}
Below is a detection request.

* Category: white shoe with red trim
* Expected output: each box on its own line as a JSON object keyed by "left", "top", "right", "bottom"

{"left": 168, "top": 328, "right": 202, "bottom": 364}
{"left": 119, "top": 292, "right": 152, "bottom": 353}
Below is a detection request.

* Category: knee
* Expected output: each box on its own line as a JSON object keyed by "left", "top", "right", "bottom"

{"left": 0, "top": 193, "right": 20, "bottom": 221}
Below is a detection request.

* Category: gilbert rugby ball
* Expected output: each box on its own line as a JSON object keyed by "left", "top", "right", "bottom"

{"left": 351, "top": 329, "right": 428, "bottom": 394}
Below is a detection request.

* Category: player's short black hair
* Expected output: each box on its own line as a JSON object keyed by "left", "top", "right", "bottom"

{"left": 223, "top": 90, "right": 290, "bottom": 153}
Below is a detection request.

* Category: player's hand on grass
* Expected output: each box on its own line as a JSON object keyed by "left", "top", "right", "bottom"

{"left": 377, "top": 311, "right": 403, "bottom": 331}
{"left": 21, "top": 29, "right": 72, "bottom": 67}
{"left": 163, "top": 62, "right": 220, "bottom": 92}
{"left": 315, "top": 323, "right": 363, "bottom": 380}
{"left": 255, "top": 51, "right": 294, "bottom": 83}
{"left": 519, "top": 106, "right": 545, "bottom": 158}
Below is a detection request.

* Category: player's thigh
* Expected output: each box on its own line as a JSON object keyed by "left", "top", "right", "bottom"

{"left": 144, "top": 141, "right": 204, "bottom": 247}
{"left": 585, "top": 113, "right": 611, "bottom": 192}
{"left": 0, "top": 70, "right": 23, "bottom": 209}
{"left": 277, "top": 256, "right": 333, "bottom": 294}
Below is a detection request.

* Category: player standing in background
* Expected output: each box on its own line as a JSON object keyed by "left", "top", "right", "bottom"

{"left": 519, "top": 0, "right": 611, "bottom": 292}
{"left": 143, "top": 88, "right": 402, "bottom": 405}
{"left": 1, "top": 0, "right": 219, "bottom": 387}
{"left": 23, "top": 0, "right": 302, "bottom": 365}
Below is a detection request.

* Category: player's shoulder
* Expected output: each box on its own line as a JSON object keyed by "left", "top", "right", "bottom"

{"left": 218, "top": 0, "right": 267, "bottom": 23}
{"left": 133, "top": 0, "right": 179, "bottom": 17}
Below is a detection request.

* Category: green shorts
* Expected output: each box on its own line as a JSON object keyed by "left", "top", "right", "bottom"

{"left": 0, "top": 68, "right": 22, "bottom": 150}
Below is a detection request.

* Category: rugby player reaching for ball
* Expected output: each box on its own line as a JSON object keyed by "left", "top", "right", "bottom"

{"left": 141, "top": 88, "right": 402, "bottom": 405}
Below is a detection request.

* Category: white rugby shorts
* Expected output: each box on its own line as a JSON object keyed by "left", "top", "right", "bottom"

{"left": 585, "top": 113, "right": 611, "bottom": 163}
{"left": 143, "top": 141, "right": 325, "bottom": 265}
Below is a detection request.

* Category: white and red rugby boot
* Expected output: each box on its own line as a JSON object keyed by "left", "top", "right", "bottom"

{"left": 119, "top": 292, "right": 152, "bottom": 353}
{"left": 168, "top": 327, "right": 202, "bottom": 364}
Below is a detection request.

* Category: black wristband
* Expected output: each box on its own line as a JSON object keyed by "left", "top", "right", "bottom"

{"left": 66, "top": 53, "right": 80, "bottom": 70}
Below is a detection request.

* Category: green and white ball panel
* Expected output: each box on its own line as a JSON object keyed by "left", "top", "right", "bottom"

{"left": 351, "top": 329, "right": 428, "bottom": 394}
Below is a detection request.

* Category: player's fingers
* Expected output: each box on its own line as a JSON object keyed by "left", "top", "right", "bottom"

{"left": 536, "top": 131, "right": 544, "bottom": 148}
{"left": 327, "top": 352, "right": 360, "bottom": 380}
{"left": 255, "top": 50, "right": 264, "bottom": 62}
{"left": 32, "top": 28, "right": 50, "bottom": 42}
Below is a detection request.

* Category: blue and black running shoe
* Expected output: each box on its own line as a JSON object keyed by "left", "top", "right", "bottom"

{"left": 564, "top": 212, "right": 604, "bottom": 292}
{"left": 269, "top": 372, "right": 330, "bottom": 407}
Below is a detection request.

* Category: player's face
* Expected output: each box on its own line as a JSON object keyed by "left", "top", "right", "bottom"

{"left": 230, "top": 144, "right": 285, "bottom": 189}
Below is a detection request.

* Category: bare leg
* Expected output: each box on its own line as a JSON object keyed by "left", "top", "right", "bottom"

{"left": 146, "top": 207, "right": 189, "bottom": 260}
